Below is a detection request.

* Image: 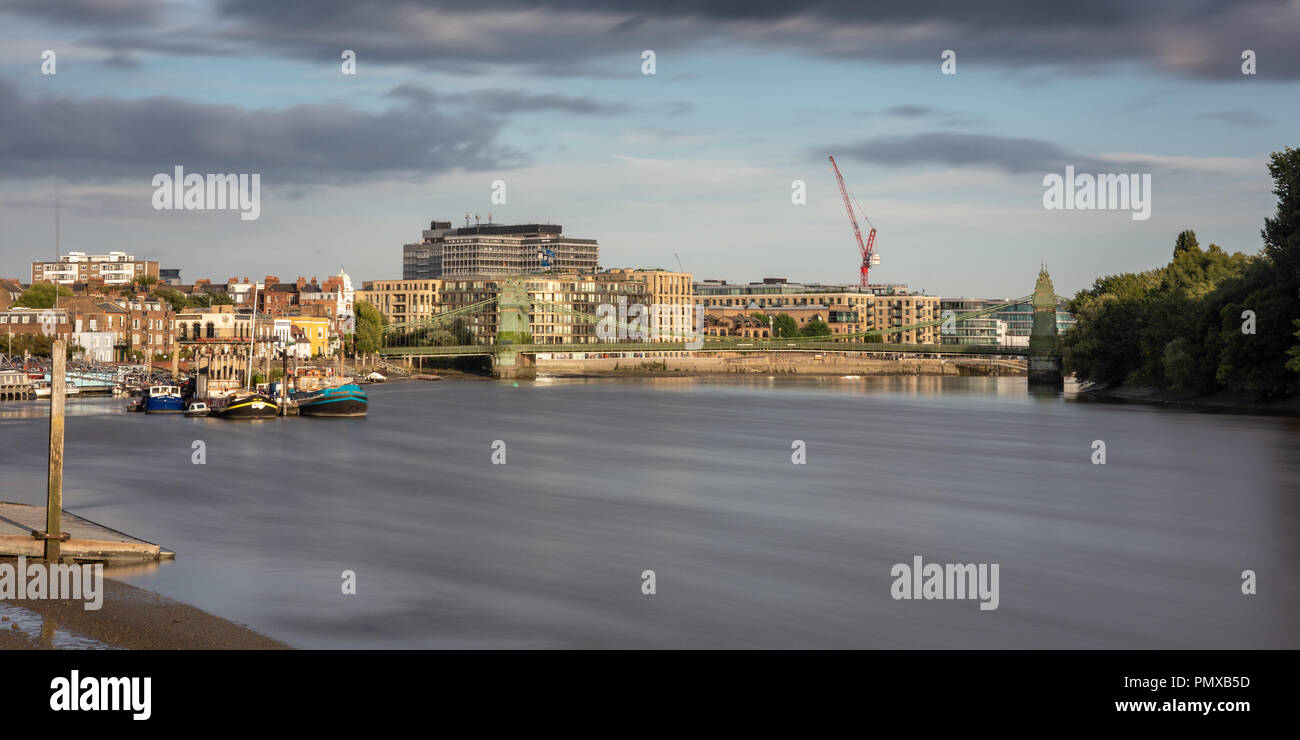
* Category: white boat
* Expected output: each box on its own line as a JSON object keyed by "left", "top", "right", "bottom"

{"left": 33, "top": 380, "right": 80, "bottom": 398}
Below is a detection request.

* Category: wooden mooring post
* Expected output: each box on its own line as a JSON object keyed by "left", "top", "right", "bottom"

{"left": 44, "top": 339, "right": 67, "bottom": 562}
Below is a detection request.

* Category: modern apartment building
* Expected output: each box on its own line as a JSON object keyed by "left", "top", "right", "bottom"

{"left": 939, "top": 298, "right": 1074, "bottom": 347}
{"left": 356, "top": 279, "right": 442, "bottom": 327}
{"left": 868, "top": 293, "right": 942, "bottom": 344}
{"left": 402, "top": 219, "right": 599, "bottom": 279}
{"left": 32, "top": 252, "right": 160, "bottom": 285}
{"left": 438, "top": 273, "right": 647, "bottom": 346}
{"left": 939, "top": 298, "right": 1010, "bottom": 346}
{"left": 598, "top": 269, "right": 694, "bottom": 342}
{"left": 695, "top": 278, "right": 874, "bottom": 340}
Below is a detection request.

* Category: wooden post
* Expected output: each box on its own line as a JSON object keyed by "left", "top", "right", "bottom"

{"left": 45, "top": 339, "right": 66, "bottom": 562}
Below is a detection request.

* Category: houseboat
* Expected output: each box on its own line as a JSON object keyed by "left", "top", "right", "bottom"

{"left": 210, "top": 390, "right": 279, "bottom": 420}
{"left": 143, "top": 385, "right": 184, "bottom": 413}
{"left": 293, "top": 383, "right": 368, "bottom": 418}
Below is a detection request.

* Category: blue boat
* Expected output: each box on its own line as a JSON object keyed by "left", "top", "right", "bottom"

{"left": 143, "top": 384, "right": 184, "bottom": 414}
{"left": 293, "top": 383, "right": 367, "bottom": 418}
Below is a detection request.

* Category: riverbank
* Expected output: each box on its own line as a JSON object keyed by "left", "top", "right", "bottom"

{"left": 532, "top": 355, "right": 1025, "bottom": 378}
{"left": 1078, "top": 383, "right": 1300, "bottom": 415}
{"left": 0, "top": 561, "right": 288, "bottom": 650}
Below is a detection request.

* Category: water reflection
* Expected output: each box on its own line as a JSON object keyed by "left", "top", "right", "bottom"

{"left": 1, "top": 376, "right": 1296, "bottom": 649}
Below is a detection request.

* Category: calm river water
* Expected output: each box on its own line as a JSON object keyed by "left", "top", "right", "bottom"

{"left": 2, "top": 376, "right": 1297, "bottom": 648}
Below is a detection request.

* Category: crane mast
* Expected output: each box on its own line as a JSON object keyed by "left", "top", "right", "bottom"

{"left": 828, "top": 155, "right": 878, "bottom": 288}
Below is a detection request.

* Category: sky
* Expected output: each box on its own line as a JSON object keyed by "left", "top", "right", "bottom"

{"left": 1, "top": 0, "right": 1298, "bottom": 298}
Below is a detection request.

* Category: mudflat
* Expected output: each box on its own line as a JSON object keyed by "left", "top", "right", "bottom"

{"left": 1, "top": 560, "right": 288, "bottom": 650}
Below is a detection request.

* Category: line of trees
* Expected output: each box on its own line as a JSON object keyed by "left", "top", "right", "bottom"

{"left": 749, "top": 312, "right": 832, "bottom": 338}
{"left": 1062, "top": 147, "right": 1300, "bottom": 397}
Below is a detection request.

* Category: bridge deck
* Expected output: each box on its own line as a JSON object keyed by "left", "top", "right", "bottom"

{"left": 383, "top": 341, "right": 1038, "bottom": 357}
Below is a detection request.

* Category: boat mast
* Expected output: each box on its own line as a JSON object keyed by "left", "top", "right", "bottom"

{"left": 245, "top": 283, "right": 258, "bottom": 390}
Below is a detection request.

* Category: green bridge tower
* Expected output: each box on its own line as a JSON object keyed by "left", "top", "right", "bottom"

{"left": 493, "top": 277, "right": 533, "bottom": 378}
{"left": 1028, "top": 264, "right": 1064, "bottom": 388}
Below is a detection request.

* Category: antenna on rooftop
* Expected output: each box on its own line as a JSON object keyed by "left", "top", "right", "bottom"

{"left": 464, "top": 213, "right": 471, "bottom": 227}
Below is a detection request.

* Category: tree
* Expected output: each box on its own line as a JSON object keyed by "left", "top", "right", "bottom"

{"left": 209, "top": 292, "right": 234, "bottom": 306}
{"left": 151, "top": 287, "right": 188, "bottom": 312}
{"left": 1262, "top": 147, "right": 1300, "bottom": 280}
{"left": 353, "top": 300, "right": 386, "bottom": 354}
{"left": 1, "top": 333, "right": 54, "bottom": 356}
{"left": 1062, "top": 148, "right": 1300, "bottom": 397}
{"left": 771, "top": 313, "right": 799, "bottom": 338}
{"left": 802, "top": 319, "right": 831, "bottom": 337}
{"left": 13, "top": 282, "right": 72, "bottom": 308}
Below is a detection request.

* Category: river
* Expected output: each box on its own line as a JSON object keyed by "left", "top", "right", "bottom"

{"left": 2, "top": 376, "right": 1297, "bottom": 648}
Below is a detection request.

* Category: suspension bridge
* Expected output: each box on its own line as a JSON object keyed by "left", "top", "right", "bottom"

{"left": 379, "top": 269, "right": 1065, "bottom": 387}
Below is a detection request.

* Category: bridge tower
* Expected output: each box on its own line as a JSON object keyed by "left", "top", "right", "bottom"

{"left": 493, "top": 278, "right": 533, "bottom": 378}
{"left": 1027, "top": 264, "right": 1063, "bottom": 388}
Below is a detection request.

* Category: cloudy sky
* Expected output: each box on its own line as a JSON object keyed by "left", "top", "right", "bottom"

{"left": 1, "top": 0, "right": 1298, "bottom": 298}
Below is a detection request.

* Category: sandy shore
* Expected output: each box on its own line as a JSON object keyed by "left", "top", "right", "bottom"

{"left": 1, "top": 560, "right": 288, "bottom": 650}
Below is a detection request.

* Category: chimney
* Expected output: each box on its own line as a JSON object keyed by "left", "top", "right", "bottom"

{"left": 296, "top": 277, "right": 306, "bottom": 290}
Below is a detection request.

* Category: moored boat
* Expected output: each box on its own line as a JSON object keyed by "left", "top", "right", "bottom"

{"left": 143, "top": 385, "right": 184, "bottom": 413}
{"left": 183, "top": 401, "right": 210, "bottom": 417}
{"left": 293, "top": 383, "right": 368, "bottom": 418}
{"left": 34, "top": 380, "right": 81, "bottom": 398}
{"left": 210, "top": 391, "right": 279, "bottom": 420}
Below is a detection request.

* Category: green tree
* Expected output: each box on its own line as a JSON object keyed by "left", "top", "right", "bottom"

{"left": 1262, "top": 147, "right": 1300, "bottom": 280}
{"left": 13, "top": 282, "right": 72, "bottom": 308}
{"left": 209, "top": 292, "right": 234, "bottom": 306}
{"left": 353, "top": 300, "right": 386, "bottom": 354}
{"left": 771, "top": 313, "right": 799, "bottom": 338}
{"left": 802, "top": 319, "right": 831, "bottom": 337}
{"left": 151, "top": 287, "right": 189, "bottom": 312}
{"left": 1, "top": 333, "right": 54, "bottom": 356}
{"left": 1063, "top": 148, "right": 1300, "bottom": 397}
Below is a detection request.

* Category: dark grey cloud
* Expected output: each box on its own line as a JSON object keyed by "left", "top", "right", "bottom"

{"left": 386, "top": 83, "right": 675, "bottom": 117}
{"left": 885, "top": 104, "right": 936, "bottom": 119}
{"left": 1194, "top": 109, "right": 1271, "bottom": 126}
{"left": 462, "top": 90, "right": 631, "bottom": 115}
{"left": 101, "top": 53, "right": 141, "bottom": 70}
{"left": 0, "top": 79, "right": 514, "bottom": 185}
{"left": 8, "top": 0, "right": 1295, "bottom": 80}
{"left": 210, "top": 0, "right": 1300, "bottom": 80}
{"left": 2, "top": 0, "right": 164, "bottom": 26}
{"left": 826, "top": 132, "right": 1114, "bottom": 174}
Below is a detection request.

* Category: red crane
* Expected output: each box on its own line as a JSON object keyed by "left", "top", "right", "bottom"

{"left": 828, "top": 155, "right": 878, "bottom": 288}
